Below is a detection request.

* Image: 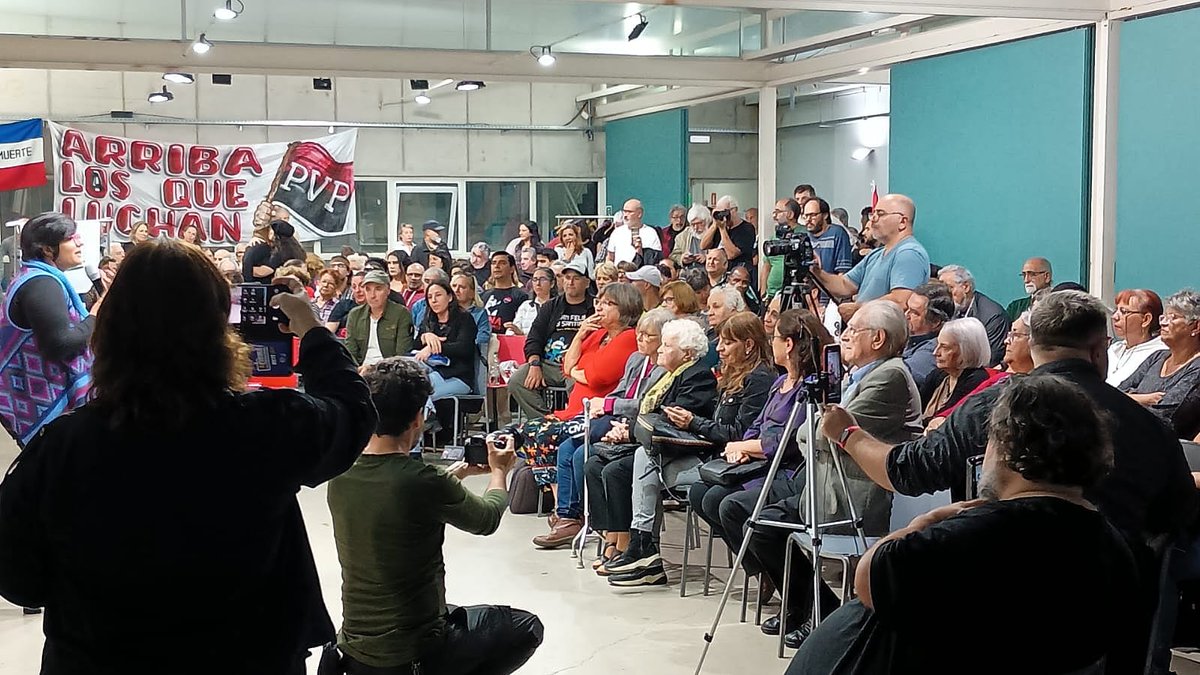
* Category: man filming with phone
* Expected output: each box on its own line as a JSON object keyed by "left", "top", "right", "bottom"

{"left": 325, "top": 358, "right": 544, "bottom": 675}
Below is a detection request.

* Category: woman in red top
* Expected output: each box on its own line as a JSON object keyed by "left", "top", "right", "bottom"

{"left": 515, "top": 283, "right": 642, "bottom": 487}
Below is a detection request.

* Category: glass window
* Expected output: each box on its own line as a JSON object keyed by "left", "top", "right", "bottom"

{"left": 536, "top": 181, "right": 599, "bottom": 239}
{"left": 397, "top": 186, "right": 459, "bottom": 251}
{"left": 0, "top": 183, "right": 53, "bottom": 222}
{"left": 323, "top": 180, "right": 388, "bottom": 254}
{"left": 466, "top": 182, "right": 530, "bottom": 252}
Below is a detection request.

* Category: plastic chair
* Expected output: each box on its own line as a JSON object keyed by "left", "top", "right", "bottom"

{"left": 778, "top": 490, "right": 951, "bottom": 656}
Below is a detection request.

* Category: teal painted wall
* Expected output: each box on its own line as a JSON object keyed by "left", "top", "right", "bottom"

{"left": 1116, "top": 9, "right": 1199, "bottom": 296}
{"left": 889, "top": 29, "right": 1092, "bottom": 305}
{"left": 604, "top": 110, "right": 688, "bottom": 228}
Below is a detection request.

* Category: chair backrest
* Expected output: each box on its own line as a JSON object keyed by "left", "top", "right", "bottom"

{"left": 888, "top": 490, "right": 952, "bottom": 532}
{"left": 497, "top": 334, "right": 527, "bottom": 363}
{"left": 1182, "top": 440, "right": 1200, "bottom": 472}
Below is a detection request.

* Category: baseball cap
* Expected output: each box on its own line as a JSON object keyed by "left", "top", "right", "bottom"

{"left": 561, "top": 257, "right": 589, "bottom": 277}
{"left": 422, "top": 220, "right": 445, "bottom": 233}
{"left": 363, "top": 270, "right": 390, "bottom": 286}
{"left": 626, "top": 265, "right": 662, "bottom": 287}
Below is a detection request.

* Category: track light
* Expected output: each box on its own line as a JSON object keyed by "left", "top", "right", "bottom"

{"left": 455, "top": 81, "right": 485, "bottom": 91}
{"left": 148, "top": 86, "right": 174, "bottom": 103}
{"left": 628, "top": 14, "right": 649, "bottom": 41}
{"left": 163, "top": 72, "right": 195, "bottom": 84}
{"left": 532, "top": 45, "right": 556, "bottom": 67}
{"left": 191, "top": 33, "right": 213, "bottom": 54}
{"left": 214, "top": 0, "right": 243, "bottom": 20}
{"left": 851, "top": 147, "right": 874, "bottom": 161}
{"left": 414, "top": 92, "right": 431, "bottom": 105}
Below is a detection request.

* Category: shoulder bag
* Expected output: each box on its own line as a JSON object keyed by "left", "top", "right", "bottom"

{"left": 636, "top": 412, "right": 716, "bottom": 458}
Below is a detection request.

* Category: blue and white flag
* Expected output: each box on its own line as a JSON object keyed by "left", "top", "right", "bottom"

{"left": 0, "top": 119, "right": 46, "bottom": 191}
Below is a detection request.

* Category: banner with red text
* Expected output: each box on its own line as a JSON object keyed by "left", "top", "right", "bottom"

{"left": 49, "top": 123, "right": 357, "bottom": 245}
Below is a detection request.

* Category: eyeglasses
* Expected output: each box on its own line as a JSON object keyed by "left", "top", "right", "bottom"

{"left": 662, "top": 296, "right": 676, "bottom": 303}
{"left": 637, "top": 331, "right": 660, "bottom": 339}
{"left": 533, "top": 277, "right": 553, "bottom": 284}
{"left": 869, "top": 209, "right": 901, "bottom": 220}
{"left": 1020, "top": 270, "right": 1049, "bottom": 278}
{"left": 1161, "top": 313, "right": 1197, "bottom": 324}
{"left": 1113, "top": 307, "right": 1147, "bottom": 317}
{"left": 801, "top": 212, "right": 823, "bottom": 220}
{"left": 596, "top": 299, "right": 616, "bottom": 308}
{"left": 1005, "top": 331, "right": 1030, "bottom": 342}
{"left": 842, "top": 324, "right": 874, "bottom": 337}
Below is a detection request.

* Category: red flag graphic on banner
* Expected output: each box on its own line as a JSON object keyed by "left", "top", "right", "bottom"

{"left": 272, "top": 141, "right": 355, "bottom": 234}
{"left": 870, "top": 182, "right": 879, "bottom": 209}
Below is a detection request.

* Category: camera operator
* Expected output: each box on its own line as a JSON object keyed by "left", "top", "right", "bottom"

{"left": 809, "top": 193, "right": 930, "bottom": 323}
{"left": 760, "top": 198, "right": 801, "bottom": 298}
{"left": 701, "top": 195, "right": 757, "bottom": 275}
{"left": 790, "top": 374, "right": 1141, "bottom": 674}
{"left": 0, "top": 240, "right": 377, "bottom": 674}
{"left": 326, "top": 358, "right": 543, "bottom": 675}
{"left": 745, "top": 301, "right": 923, "bottom": 649}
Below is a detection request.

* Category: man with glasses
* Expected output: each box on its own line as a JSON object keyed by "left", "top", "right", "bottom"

{"left": 760, "top": 198, "right": 802, "bottom": 298}
{"left": 701, "top": 195, "right": 756, "bottom": 276}
{"left": 802, "top": 197, "right": 854, "bottom": 305}
{"left": 606, "top": 198, "right": 662, "bottom": 266}
{"left": 810, "top": 193, "right": 930, "bottom": 322}
{"left": 400, "top": 262, "right": 426, "bottom": 310}
{"left": 1005, "top": 257, "right": 1053, "bottom": 321}
{"left": 902, "top": 282, "right": 956, "bottom": 390}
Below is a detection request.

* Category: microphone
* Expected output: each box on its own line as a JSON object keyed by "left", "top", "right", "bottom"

{"left": 84, "top": 264, "right": 105, "bottom": 295}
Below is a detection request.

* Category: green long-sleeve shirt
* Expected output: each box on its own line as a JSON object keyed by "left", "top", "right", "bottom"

{"left": 327, "top": 454, "right": 508, "bottom": 667}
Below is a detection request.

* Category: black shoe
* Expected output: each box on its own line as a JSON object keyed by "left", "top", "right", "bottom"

{"left": 783, "top": 621, "right": 814, "bottom": 650}
{"left": 605, "top": 530, "right": 660, "bottom": 575}
{"left": 760, "top": 613, "right": 796, "bottom": 636}
{"left": 22, "top": 607, "right": 42, "bottom": 615}
{"left": 608, "top": 560, "right": 668, "bottom": 587}
{"left": 423, "top": 416, "right": 443, "bottom": 435}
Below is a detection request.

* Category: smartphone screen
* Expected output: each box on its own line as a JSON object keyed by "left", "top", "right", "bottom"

{"left": 822, "top": 344, "right": 843, "bottom": 404}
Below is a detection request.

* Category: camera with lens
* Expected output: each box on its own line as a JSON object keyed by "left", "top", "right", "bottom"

{"left": 712, "top": 209, "right": 730, "bottom": 222}
{"left": 762, "top": 224, "right": 815, "bottom": 276}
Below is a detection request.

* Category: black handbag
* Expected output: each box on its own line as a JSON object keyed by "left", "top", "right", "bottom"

{"left": 593, "top": 441, "right": 639, "bottom": 462}
{"left": 635, "top": 412, "right": 716, "bottom": 458}
{"left": 698, "top": 458, "right": 769, "bottom": 487}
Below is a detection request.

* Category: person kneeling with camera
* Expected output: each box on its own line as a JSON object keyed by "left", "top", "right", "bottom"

{"left": 325, "top": 358, "right": 544, "bottom": 675}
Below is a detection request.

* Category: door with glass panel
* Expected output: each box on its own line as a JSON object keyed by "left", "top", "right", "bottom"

{"left": 392, "top": 185, "right": 460, "bottom": 252}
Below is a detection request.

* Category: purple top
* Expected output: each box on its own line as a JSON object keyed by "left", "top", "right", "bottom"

{"left": 743, "top": 374, "right": 807, "bottom": 464}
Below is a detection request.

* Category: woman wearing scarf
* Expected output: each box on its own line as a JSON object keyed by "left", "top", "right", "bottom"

{"left": 0, "top": 212, "right": 96, "bottom": 449}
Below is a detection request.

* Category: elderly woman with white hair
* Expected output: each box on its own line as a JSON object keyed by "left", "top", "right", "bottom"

{"left": 1119, "top": 289, "right": 1200, "bottom": 440}
{"left": 589, "top": 318, "right": 717, "bottom": 586}
{"left": 921, "top": 316, "right": 992, "bottom": 430}
{"left": 671, "top": 204, "right": 713, "bottom": 269}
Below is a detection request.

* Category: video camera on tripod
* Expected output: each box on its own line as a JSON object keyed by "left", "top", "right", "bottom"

{"left": 762, "top": 223, "right": 836, "bottom": 313}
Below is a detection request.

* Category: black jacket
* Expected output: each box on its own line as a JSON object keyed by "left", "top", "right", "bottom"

{"left": 0, "top": 329, "right": 377, "bottom": 674}
{"left": 965, "top": 291, "right": 1012, "bottom": 366}
{"left": 886, "top": 358, "right": 1197, "bottom": 543}
{"left": 654, "top": 361, "right": 718, "bottom": 420}
{"left": 411, "top": 241, "right": 452, "bottom": 271}
{"left": 686, "top": 364, "right": 776, "bottom": 446}
{"left": 419, "top": 308, "right": 479, "bottom": 389}
{"left": 920, "top": 366, "right": 991, "bottom": 418}
{"left": 523, "top": 293, "right": 595, "bottom": 363}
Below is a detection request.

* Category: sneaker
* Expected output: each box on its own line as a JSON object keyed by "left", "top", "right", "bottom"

{"left": 604, "top": 530, "right": 660, "bottom": 575}
{"left": 532, "top": 518, "right": 582, "bottom": 549}
{"left": 608, "top": 560, "right": 668, "bottom": 587}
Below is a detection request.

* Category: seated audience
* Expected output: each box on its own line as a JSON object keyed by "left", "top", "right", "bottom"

{"left": 0, "top": 241, "right": 376, "bottom": 673}
{"left": 593, "top": 262, "right": 618, "bottom": 294}
{"left": 386, "top": 250, "right": 410, "bottom": 295}
{"left": 921, "top": 317, "right": 992, "bottom": 428}
{"left": 938, "top": 264, "right": 1010, "bottom": 364}
{"left": 533, "top": 308, "right": 673, "bottom": 550}
{"left": 590, "top": 319, "right": 718, "bottom": 579}
{"left": 1108, "top": 288, "right": 1167, "bottom": 386}
{"left": 536, "top": 247, "right": 558, "bottom": 268}
{"left": 657, "top": 258, "right": 677, "bottom": 283}
{"left": 680, "top": 267, "right": 712, "bottom": 310}
{"left": 763, "top": 292, "right": 783, "bottom": 338}
{"left": 327, "top": 270, "right": 367, "bottom": 335}
{"left": 705, "top": 286, "right": 746, "bottom": 368}
{"left": 400, "top": 262, "right": 426, "bottom": 310}
{"left": 450, "top": 273, "right": 492, "bottom": 358}
{"left": 466, "top": 241, "right": 491, "bottom": 289}
{"left": 313, "top": 269, "right": 345, "bottom": 324}
{"left": 512, "top": 283, "right": 641, "bottom": 489}
{"left": 626, "top": 265, "right": 663, "bottom": 310}
{"left": 616, "top": 261, "right": 639, "bottom": 283}
{"left": 510, "top": 267, "right": 556, "bottom": 336}
{"left": 660, "top": 280, "right": 701, "bottom": 319}
{"left": 901, "top": 282, "right": 954, "bottom": 390}
{"left": 791, "top": 375, "right": 1140, "bottom": 675}
{"left": 344, "top": 271, "right": 414, "bottom": 367}
{"left": 609, "top": 314, "right": 777, "bottom": 587}
{"left": 517, "top": 247, "right": 537, "bottom": 288}
{"left": 327, "top": 358, "right": 542, "bottom": 675}
{"left": 705, "top": 248, "right": 730, "bottom": 290}
{"left": 744, "top": 301, "right": 922, "bottom": 648}
{"left": 1001, "top": 311, "right": 1035, "bottom": 374}
{"left": 409, "top": 268, "right": 451, "bottom": 328}
{"left": 1005, "top": 256, "right": 1053, "bottom": 321}
{"left": 413, "top": 280, "right": 478, "bottom": 401}
{"left": 507, "top": 258, "right": 595, "bottom": 418}
{"left": 481, "top": 251, "right": 529, "bottom": 334}
{"left": 1119, "top": 289, "right": 1200, "bottom": 439}
{"left": 727, "top": 265, "right": 761, "bottom": 315}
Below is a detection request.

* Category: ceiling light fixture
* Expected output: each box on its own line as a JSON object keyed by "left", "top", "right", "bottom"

{"left": 531, "top": 45, "right": 556, "bottom": 66}
{"left": 191, "top": 33, "right": 213, "bottom": 54}
{"left": 851, "top": 147, "right": 874, "bottom": 161}
{"left": 857, "top": 66, "right": 871, "bottom": 74}
{"left": 628, "top": 13, "right": 649, "bottom": 41}
{"left": 414, "top": 92, "right": 431, "bottom": 105}
{"left": 455, "top": 81, "right": 485, "bottom": 91}
{"left": 148, "top": 86, "right": 174, "bottom": 103}
{"left": 214, "top": 0, "right": 244, "bottom": 20}
{"left": 163, "top": 72, "right": 195, "bottom": 84}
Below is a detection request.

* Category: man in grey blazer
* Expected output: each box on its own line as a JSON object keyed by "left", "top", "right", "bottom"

{"left": 748, "top": 300, "right": 922, "bottom": 649}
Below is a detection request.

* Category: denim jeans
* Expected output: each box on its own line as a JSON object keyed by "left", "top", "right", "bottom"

{"left": 554, "top": 437, "right": 586, "bottom": 519}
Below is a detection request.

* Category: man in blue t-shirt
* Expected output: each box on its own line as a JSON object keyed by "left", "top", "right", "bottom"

{"left": 803, "top": 196, "right": 854, "bottom": 285}
{"left": 811, "top": 193, "right": 930, "bottom": 323}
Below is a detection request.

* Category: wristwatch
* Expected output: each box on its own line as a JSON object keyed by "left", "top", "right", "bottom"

{"left": 836, "top": 425, "right": 861, "bottom": 449}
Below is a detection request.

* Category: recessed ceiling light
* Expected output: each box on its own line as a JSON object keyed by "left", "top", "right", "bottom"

{"left": 415, "top": 92, "right": 431, "bottom": 105}
{"left": 163, "top": 72, "right": 195, "bottom": 84}
{"left": 532, "top": 45, "right": 556, "bottom": 67}
{"left": 148, "top": 86, "right": 174, "bottom": 103}
{"left": 455, "top": 81, "right": 485, "bottom": 91}
{"left": 214, "top": 0, "right": 243, "bottom": 20}
{"left": 191, "top": 33, "right": 213, "bottom": 54}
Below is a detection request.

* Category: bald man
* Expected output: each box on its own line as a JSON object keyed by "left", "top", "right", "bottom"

{"left": 1005, "top": 257, "right": 1053, "bottom": 321}
{"left": 811, "top": 193, "right": 930, "bottom": 322}
{"left": 606, "top": 198, "right": 662, "bottom": 265}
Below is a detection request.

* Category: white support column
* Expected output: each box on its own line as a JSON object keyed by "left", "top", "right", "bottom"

{"left": 757, "top": 85, "right": 778, "bottom": 265}
{"left": 1088, "top": 19, "right": 1120, "bottom": 303}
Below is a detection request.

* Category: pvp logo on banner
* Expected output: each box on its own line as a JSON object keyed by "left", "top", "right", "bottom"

{"left": 0, "top": 119, "right": 47, "bottom": 192}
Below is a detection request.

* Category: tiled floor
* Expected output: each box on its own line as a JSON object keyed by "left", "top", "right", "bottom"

{"left": 0, "top": 429, "right": 1197, "bottom": 674}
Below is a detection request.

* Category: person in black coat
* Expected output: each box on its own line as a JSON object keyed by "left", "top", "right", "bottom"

{"left": 938, "top": 264, "right": 1011, "bottom": 365}
{"left": 414, "top": 279, "right": 479, "bottom": 400}
{"left": 0, "top": 241, "right": 376, "bottom": 675}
